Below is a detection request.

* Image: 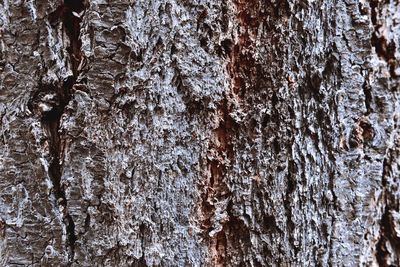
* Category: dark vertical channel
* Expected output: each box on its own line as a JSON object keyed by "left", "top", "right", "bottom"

{"left": 45, "top": 0, "right": 86, "bottom": 262}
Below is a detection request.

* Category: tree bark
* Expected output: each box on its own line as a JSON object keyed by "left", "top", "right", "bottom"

{"left": 0, "top": 0, "right": 399, "bottom": 266}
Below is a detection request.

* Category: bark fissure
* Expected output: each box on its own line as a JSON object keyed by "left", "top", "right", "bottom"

{"left": 369, "top": 0, "right": 398, "bottom": 78}
{"left": 28, "top": 0, "right": 87, "bottom": 262}
{"left": 44, "top": 81, "right": 76, "bottom": 261}
{"left": 376, "top": 138, "right": 400, "bottom": 266}
{"left": 57, "top": 1, "right": 86, "bottom": 261}
{"left": 376, "top": 207, "right": 400, "bottom": 267}
{"left": 368, "top": 2, "right": 400, "bottom": 265}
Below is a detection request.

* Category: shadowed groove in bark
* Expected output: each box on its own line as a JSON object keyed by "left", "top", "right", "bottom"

{"left": 369, "top": 0, "right": 398, "bottom": 78}
{"left": 27, "top": 78, "right": 77, "bottom": 260}
{"left": 44, "top": 78, "right": 76, "bottom": 261}
{"left": 376, "top": 137, "right": 400, "bottom": 266}
{"left": 54, "top": 0, "right": 86, "bottom": 261}
{"left": 367, "top": 1, "right": 400, "bottom": 265}
{"left": 376, "top": 207, "right": 400, "bottom": 267}
{"left": 27, "top": 0, "right": 87, "bottom": 262}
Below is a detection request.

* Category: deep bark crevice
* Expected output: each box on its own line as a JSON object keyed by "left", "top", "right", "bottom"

{"left": 49, "top": 0, "right": 86, "bottom": 260}
{"left": 362, "top": 76, "right": 373, "bottom": 115}
{"left": 27, "top": 0, "right": 87, "bottom": 262}
{"left": 376, "top": 207, "right": 400, "bottom": 267}
{"left": 369, "top": 0, "right": 398, "bottom": 78}
{"left": 27, "top": 74, "right": 78, "bottom": 263}
{"left": 376, "top": 139, "right": 400, "bottom": 266}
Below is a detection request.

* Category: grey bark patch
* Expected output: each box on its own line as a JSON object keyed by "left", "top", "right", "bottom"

{"left": 0, "top": 0, "right": 399, "bottom": 266}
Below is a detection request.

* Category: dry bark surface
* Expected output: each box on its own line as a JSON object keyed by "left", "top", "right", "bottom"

{"left": 0, "top": 0, "right": 399, "bottom": 266}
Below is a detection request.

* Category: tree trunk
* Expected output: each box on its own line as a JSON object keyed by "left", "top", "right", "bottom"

{"left": 0, "top": 0, "right": 399, "bottom": 266}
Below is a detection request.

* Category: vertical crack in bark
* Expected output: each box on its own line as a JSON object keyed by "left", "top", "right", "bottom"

{"left": 376, "top": 207, "right": 400, "bottom": 267}
{"left": 62, "top": 0, "right": 86, "bottom": 77}
{"left": 56, "top": 0, "right": 85, "bottom": 261}
{"left": 30, "top": 0, "right": 86, "bottom": 262}
{"left": 376, "top": 138, "right": 400, "bottom": 266}
{"left": 369, "top": 1, "right": 400, "bottom": 265}
{"left": 44, "top": 78, "right": 76, "bottom": 261}
{"left": 362, "top": 77, "right": 373, "bottom": 115}
{"left": 369, "top": 0, "right": 398, "bottom": 78}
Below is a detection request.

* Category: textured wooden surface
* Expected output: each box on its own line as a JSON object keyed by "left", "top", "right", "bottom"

{"left": 0, "top": 0, "right": 399, "bottom": 266}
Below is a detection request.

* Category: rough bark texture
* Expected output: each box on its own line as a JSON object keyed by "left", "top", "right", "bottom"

{"left": 0, "top": 0, "right": 399, "bottom": 266}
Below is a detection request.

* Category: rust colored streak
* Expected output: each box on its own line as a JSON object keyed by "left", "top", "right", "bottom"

{"left": 200, "top": 1, "right": 263, "bottom": 263}
{"left": 201, "top": 1, "right": 288, "bottom": 264}
{"left": 211, "top": 231, "right": 227, "bottom": 267}
{"left": 227, "top": 0, "right": 289, "bottom": 98}
{"left": 199, "top": 103, "right": 235, "bottom": 265}
{"left": 227, "top": 0, "right": 261, "bottom": 99}
{"left": 214, "top": 102, "right": 235, "bottom": 160}
{"left": 201, "top": 1, "right": 291, "bottom": 265}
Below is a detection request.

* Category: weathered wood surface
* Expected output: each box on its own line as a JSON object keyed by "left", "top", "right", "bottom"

{"left": 0, "top": 0, "right": 399, "bottom": 266}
